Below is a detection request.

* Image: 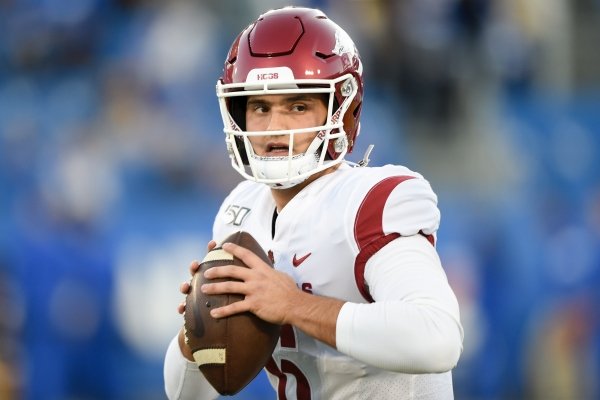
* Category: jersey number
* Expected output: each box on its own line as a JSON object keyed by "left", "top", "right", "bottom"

{"left": 265, "top": 324, "right": 312, "bottom": 399}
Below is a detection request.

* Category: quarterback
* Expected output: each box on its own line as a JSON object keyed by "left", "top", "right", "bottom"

{"left": 164, "top": 6, "right": 463, "bottom": 400}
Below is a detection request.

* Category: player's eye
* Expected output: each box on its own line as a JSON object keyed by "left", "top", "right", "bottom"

{"left": 250, "top": 104, "right": 269, "bottom": 113}
{"left": 291, "top": 103, "right": 307, "bottom": 112}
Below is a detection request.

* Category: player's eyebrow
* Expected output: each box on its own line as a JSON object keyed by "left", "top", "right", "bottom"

{"left": 281, "top": 94, "right": 320, "bottom": 103}
{"left": 246, "top": 94, "right": 323, "bottom": 107}
{"left": 246, "top": 97, "right": 269, "bottom": 108}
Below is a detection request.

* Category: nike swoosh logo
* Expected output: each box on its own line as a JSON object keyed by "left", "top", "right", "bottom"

{"left": 292, "top": 252, "right": 312, "bottom": 267}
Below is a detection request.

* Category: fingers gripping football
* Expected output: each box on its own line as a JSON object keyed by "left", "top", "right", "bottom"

{"left": 201, "top": 241, "right": 300, "bottom": 325}
{"left": 177, "top": 260, "right": 198, "bottom": 315}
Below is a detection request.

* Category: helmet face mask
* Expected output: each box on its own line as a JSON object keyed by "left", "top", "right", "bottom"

{"left": 216, "top": 7, "right": 364, "bottom": 188}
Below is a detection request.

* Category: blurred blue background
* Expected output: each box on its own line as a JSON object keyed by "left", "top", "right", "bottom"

{"left": 0, "top": 0, "right": 599, "bottom": 399}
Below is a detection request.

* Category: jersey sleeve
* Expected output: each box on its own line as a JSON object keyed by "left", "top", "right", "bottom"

{"left": 338, "top": 171, "right": 462, "bottom": 373}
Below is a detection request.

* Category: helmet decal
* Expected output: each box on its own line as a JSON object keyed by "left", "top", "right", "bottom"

{"left": 332, "top": 29, "right": 355, "bottom": 58}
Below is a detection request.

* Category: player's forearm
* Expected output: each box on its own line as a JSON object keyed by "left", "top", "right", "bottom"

{"left": 284, "top": 290, "right": 345, "bottom": 348}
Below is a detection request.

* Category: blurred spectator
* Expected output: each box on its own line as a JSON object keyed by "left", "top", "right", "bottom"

{"left": 525, "top": 296, "right": 599, "bottom": 399}
{"left": 0, "top": 261, "right": 25, "bottom": 399}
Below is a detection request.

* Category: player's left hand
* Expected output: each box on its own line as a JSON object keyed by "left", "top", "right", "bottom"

{"left": 177, "top": 240, "right": 217, "bottom": 315}
{"left": 200, "top": 242, "right": 301, "bottom": 325}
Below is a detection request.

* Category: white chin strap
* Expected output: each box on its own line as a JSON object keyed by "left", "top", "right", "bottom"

{"left": 249, "top": 152, "right": 319, "bottom": 189}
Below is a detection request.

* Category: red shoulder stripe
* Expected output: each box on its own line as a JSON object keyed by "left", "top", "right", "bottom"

{"left": 353, "top": 175, "right": 415, "bottom": 302}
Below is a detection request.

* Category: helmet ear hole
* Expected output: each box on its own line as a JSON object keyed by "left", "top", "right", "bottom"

{"left": 235, "top": 136, "right": 249, "bottom": 165}
{"left": 230, "top": 97, "right": 249, "bottom": 165}
{"left": 230, "top": 97, "right": 247, "bottom": 131}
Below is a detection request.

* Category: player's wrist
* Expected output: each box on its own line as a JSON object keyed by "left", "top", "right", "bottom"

{"left": 283, "top": 291, "right": 344, "bottom": 347}
{"left": 281, "top": 288, "right": 313, "bottom": 326}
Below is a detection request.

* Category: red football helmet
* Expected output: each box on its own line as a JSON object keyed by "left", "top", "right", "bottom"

{"left": 217, "top": 6, "right": 364, "bottom": 188}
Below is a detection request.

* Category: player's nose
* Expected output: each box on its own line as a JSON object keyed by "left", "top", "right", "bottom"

{"left": 265, "top": 111, "right": 288, "bottom": 133}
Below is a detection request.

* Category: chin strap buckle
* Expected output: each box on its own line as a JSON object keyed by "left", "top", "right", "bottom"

{"left": 357, "top": 144, "right": 374, "bottom": 167}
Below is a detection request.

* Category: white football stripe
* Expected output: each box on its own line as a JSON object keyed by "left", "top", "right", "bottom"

{"left": 202, "top": 249, "right": 234, "bottom": 263}
{"left": 193, "top": 348, "right": 226, "bottom": 365}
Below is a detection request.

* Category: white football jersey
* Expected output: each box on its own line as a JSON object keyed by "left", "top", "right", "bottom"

{"left": 212, "top": 164, "right": 454, "bottom": 400}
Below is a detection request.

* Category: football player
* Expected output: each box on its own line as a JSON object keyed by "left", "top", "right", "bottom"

{"left": 164, "top": 6, "right": 463, "bottom": 399}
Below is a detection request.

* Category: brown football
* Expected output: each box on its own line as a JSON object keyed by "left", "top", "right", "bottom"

{"left": 183, "top": 231, "right": 281, "bottom": 395}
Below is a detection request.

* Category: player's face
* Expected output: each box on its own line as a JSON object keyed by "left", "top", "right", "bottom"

{"left": 245, "top": 94, "right": 327, "bottom": 157}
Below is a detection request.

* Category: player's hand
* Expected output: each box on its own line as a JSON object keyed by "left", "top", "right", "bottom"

{"left": 177, "top": 240, "right": 217, "bottom": 315}
{"left": 200, "top": 242, "right": 301, "bottom": 325}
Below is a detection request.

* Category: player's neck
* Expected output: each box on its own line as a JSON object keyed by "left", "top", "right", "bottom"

{"left": 270, "top": 165, "right": 339, "bottom": 212}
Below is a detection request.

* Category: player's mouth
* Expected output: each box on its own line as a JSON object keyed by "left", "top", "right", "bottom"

{"left": 265, "top": 142, "right": 291, "bottom": 156}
